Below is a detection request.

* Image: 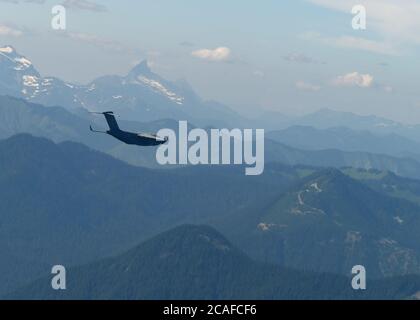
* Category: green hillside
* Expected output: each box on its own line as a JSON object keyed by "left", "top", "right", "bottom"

{"left": 0, "top": 134, "right": 297, "bottom": 295}
{"left": 215, "top": 169, "right": 420, "bottom": 277}
{"left": 8, "top": 225, "right": 420, "bottom": 300}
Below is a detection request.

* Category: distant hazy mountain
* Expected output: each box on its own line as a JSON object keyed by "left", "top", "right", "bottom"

{"left": 288, "top": 108, "right": 420, "bottom": 143}
{"left": 0, "top": 95, "right": 108, "bottom": 147}
{"left": 243, "top": 109, "right": 295, "bottom": 130}
{"left": 5, "top": 44, "right": 420, "bottom": 139}
{"left": 265, "top": 139, "right": 420, "bottom": 180}
{"left": 0, "top": 95, "right": 187, "bottom": 168}
{"left": 8, "top": 225, "right": 420, "bottom": 300}
{"left": 293, "top": 108, "right": 399, "bottom": 130}
{"left": 4, "top": 95, "right": 420, "bottom": 177}
{"left": 0, "top": 46, "right": 40, "bottom": 97}
{"left": 217, "top": 168, "right": 420, "bottom": 278}
{"left": 267, "top": 125, "right": 420, "bottom": 159}
{"left": 0, "top": 45, "right": 243, "bottom": 127}
{"left": 0, "top": 45, "right": 82, "bottom": 110}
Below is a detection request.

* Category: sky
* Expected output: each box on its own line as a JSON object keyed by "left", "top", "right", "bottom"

{"left": 0, "top": 0, "right": 420, "bottom": 123}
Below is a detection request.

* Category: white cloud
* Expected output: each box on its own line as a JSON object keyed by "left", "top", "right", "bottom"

{"left": 191, "top": 47, "right": 231, "bottom": 62}
{"left": 301, "top": 32, "right": 398, "bottom": 55}
{"left": 384, "top": 85, "right": 393, "bottom": 92}
{"left": 253, "top": 70, "right": 265, "bottom": 78}
{"left": 62, "top": 0, "right": 107, "bottom": 12}
{"left": 0, "top": 24, "right": 23, "bottom": 36}
{"left": 307, "top": 0, "right": 420, "bottom": 48}
{"left": 296, "top": 81, "right": 321, "bottom": 91}
{"left": 0, "top": 0, "right": 46, "bottom": 4}
{"left": 331, "top": 36, "right": 398, "bottom": 55}
{"left": 59, "top": 32, "right": 129, "bottom": 52}
{"left": 332, "top": 72, "right": 374, "bottom": 88}
{"left": 179, "top": 41, "right": 195, "bottom": 47}
{"left": 284, "top": 53, "right": 320, "bottom": 64}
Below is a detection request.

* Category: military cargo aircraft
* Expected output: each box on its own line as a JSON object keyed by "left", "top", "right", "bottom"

{"left": 90, "top": 111, "right": 168, "bottom": 146}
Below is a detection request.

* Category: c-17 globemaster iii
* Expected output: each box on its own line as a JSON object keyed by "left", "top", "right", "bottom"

{"left": 89, "top": 111, "right": 168, "bottom": 146}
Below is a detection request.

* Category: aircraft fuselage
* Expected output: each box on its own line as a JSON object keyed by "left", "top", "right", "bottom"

{"left": 108, "top": 129, "right": 167, "bottom": 146}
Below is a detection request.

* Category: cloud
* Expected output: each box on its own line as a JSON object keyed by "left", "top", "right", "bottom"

{"left": 62, "top": 0, "right": 107, "bottom": 12}
{"left": 329, "top": 36, "right": 398, "bottom": 55}
{"left": 301, "top": 32, "right": 398, "bottom": 55}
{"left": 179, "top": 41, "right": 195, "bottom": 47}
{"left": 253, "top": 70, "right": 265, "bottom": 78}
{"left": 283, "top": 53, "right": 320, "bottom": 64}
{"left": 332, "top": 72, "right": 374, "bottom": 88}
{"left": 0, "top": 23, "right": 24, "bottom": 36}
{"left": 384, "top": 85, "right": 393, "bottom": 92}
{"left": 296, "top": 81, "right": 321, "bottom": 91}
{"left": 191, "top": 47, "right": 231, "bottom": 62}
{"left": 59, "top": 32, "right": 129, "bottom": 52}
{"left": 0, "top": 0, "right": 46, "bottom": 3}
{"left": 307, "top": 0, "right": 420, "bottom": 48}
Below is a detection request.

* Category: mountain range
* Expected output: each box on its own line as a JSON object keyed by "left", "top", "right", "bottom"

{"left": 4, "top": 95, "right": 420, "bottom": 178}
{"left": 7, "top": 225, "right": 420, "bottom": 300}
{"left": 5, "top": 44, "right": 420, "bottom": 141}
{"left": 0, "top": 133, "right": 297, "bottom": 295}
{"left": 0, "top": 45, "right": 242, "bottom": 127}
{"left": 267, "top": 125, "right": 420, "bottom": 159}
{"left": 265, "top": 139, "right": 420, "bottom": 180}
{"left": 2, "top": 134, "right": 420, "bottom": 297}
{"left": 218, "top": 168, "right": 420, "bottom": 277}
{"left": 3, "top": 45, "right": 420, "bottom": 300}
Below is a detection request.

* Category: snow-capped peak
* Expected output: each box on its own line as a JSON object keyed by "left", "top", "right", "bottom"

{"left": 14, "top": 56, "right": 32, "bottom": 71}
{"left": 0, "top": 45, "right": 34, "bottom": 72}
{"left": 137, "top": 75, "right": 184, "bottom": 105}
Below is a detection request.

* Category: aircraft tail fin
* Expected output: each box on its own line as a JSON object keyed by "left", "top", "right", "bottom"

{"left": 102, "top": 111, "right": 120, "bottom": 132}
